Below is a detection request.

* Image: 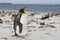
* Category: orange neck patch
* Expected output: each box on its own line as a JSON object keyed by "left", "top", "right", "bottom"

{"left": 22, "top": 13, "right": 26, "bottom": 17}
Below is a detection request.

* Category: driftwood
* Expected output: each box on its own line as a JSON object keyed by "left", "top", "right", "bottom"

{"left": 41, "top": 14, "right": 49, "bottom": 20}
{"left": 39, "top": 24, "right": 56, "bottom": 28}
{"left": 0, "top": 19, "right": 3, "bottom": 24}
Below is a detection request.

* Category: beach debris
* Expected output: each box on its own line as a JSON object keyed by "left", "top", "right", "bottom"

{"left": 54, "top": 13, "right": 60, "bottom": 16}
{"left": 39, "top": 24, "right": 56, "bottom": 28}
{"left": 1, "top": 14, "right": 5, "bottom": 17}
{"left": 4, "top": 38, "right": 8, "bottom": 40}
{"left": 27, "top": 19, "right": 37, "bottom": 25}
{"left": 28, "top": 13, "right": 35, "bottom": 16}
{"left": 28, "top": 30, "right": 32, "bottom": 32}
{"left": 11, "top": 16, "right": 15, "bottom": 21}
{"left": 12, "top": 14, "right": 16, "bottom": 17}
{"left": 30, "top": 14, "right": 35, "bottom": 16}
{"left": 27, "top": 15, "right": 37, "bottom": 25}
{"left": 0, "top": 11, "right": 1, "bottom": 13}
{"left": 40, "top": 22, "right": 45, "bottom": 25}
{"left": 40, "top": 13, "right": 55, "bottom": 20}
{"left": 49, "top": 13, "right": 54, "bottom": 17}
{"left": 0, "top": 19, "right": 3, "bottom": 24}
{"left": 6, "top": 12, "right": 11, "bottom": 16}
{"left": 10, "top": 14, "right": 16, "bottom": 21}
{"left": 2, "top": 11, "right": 5, "bottom": 14}
{"left": 6, "top": 20, "right": 10, "bottom": 22}
{"left": 41, "top": 13, "right": 49, "bottom": 20}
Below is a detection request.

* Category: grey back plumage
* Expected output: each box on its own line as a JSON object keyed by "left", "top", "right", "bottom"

{"left": 14, "top": 12, "right": 22, "bottom": 22}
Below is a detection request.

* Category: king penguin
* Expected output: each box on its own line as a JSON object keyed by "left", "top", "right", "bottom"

{"left": 13, "top": 7, "right": 27, "bottom": 36}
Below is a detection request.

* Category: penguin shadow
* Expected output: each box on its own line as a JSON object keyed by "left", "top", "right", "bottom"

{"left": 11, "top": 29, "right": 28, "bottom": 40}
{"left": 11, "top": 35, "right": 28, "bottom": 40}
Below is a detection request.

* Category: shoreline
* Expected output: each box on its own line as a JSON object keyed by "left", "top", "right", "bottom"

{"left": 0, "top": 10, "right": 60, "bottom": 13}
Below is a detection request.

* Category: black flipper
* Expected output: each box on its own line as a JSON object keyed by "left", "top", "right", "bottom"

{"left": 19, "top": 22, "right": 23, "bottom": 33}
{"left": 17, "top": 21, "right": 23, "bottom": 33}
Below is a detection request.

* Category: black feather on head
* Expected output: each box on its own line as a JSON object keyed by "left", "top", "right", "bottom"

{"left": 19, "top": 7, "right": 26, "bottom": 13}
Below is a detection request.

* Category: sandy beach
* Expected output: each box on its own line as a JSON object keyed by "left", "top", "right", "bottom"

{"left": 0, "top": 10, "right": 60, "bottom": 40}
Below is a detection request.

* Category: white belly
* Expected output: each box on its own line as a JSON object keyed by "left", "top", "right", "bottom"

{"left": 16, "top": 15, "right": 27, "bottom": 36}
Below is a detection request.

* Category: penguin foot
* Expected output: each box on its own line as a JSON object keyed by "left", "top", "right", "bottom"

{"left": 16, "top": 36, "right": 25, "bottom": 39}
{"left": 11, "top": 34, "right": 18, "bottom": 37}
{"left": 15, "top": 33, "right": 18, "bottom": 36}
{"left": 19, "top": 31, "right": 22, "bottom": 33}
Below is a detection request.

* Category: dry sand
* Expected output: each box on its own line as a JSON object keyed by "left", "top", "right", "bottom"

{"left": 0, "top": 11, "right": 60, "bottom": 40}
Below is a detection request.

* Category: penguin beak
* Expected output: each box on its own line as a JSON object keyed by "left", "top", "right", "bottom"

{"left": 22, "top": 7, "right": 26, "bottom": 13}
{"left": 23, "top": 7, "right": 26, "bottom": 10}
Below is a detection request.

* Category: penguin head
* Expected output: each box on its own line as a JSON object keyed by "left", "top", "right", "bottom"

{"left": 19, "top": 7, "right": 26, "bottom": 13}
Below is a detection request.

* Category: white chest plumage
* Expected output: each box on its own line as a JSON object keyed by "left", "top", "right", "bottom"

{"left": 16, "top": 13, "right": 27, "bottom": 36}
